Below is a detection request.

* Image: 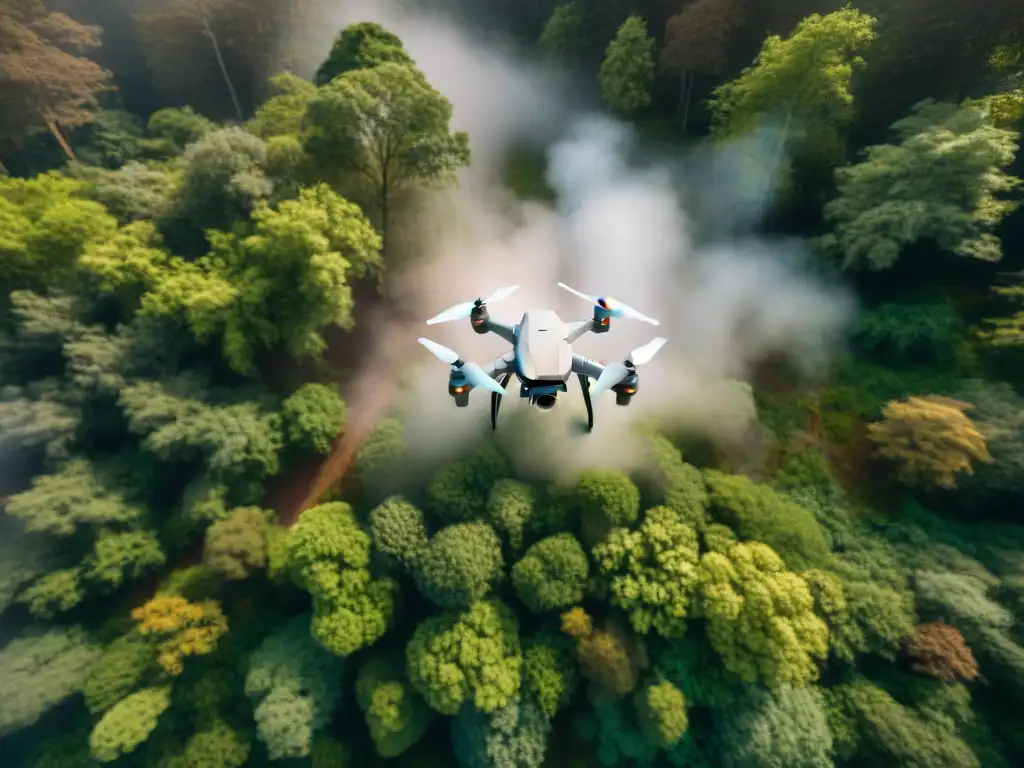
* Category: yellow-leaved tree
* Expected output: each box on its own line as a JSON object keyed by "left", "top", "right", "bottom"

{"left": 867, "top": 395, "right": 992, "bottom": 490}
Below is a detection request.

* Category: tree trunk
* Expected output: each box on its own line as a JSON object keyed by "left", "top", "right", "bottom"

{"left": 43, "top": 113, "right": 77, "bottom": 165}
{"left": 679, "top": 71, "right": 695, "bottom": 134}
{"left": 200, "top": 12, "right": 244, "bottom": 122}
{"left": 380, "top": 167, "right": 389, "bottom": 261}
{"left": 760, "top": 108, "right": 793, "bottom": 208}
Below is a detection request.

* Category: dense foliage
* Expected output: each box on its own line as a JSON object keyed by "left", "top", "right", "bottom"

{"left": 1, "top": 2, "right": 1023, "bottom": 767}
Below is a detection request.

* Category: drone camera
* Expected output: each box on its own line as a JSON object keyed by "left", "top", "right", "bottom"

{"left": 535, "top": 393, "right": 557, "bottom": 410}
{"left": 526, "top": 383, "right": 566, "bottom": 411}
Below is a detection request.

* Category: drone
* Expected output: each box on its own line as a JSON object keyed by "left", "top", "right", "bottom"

{"left": 417, "top": 283, "right": 668, "bottom": 432}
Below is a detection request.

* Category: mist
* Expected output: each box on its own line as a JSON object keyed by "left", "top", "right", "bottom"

{"left": 305, "top": 0, "right": 855, "bottom": 483}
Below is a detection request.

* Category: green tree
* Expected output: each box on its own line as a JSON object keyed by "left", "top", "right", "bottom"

{"left": 144, "top": 184, "right": 382, "bottom": 376}
{"left": 426, "top": 446, "right": 509, "bottom": 524}
{"left": 287, "top": 502, "right": 398, "bottom": 656}
{"left": 248, "top": 72, "right": 319, "bottom": 140}
{"left": 715, "top": 686, "right": 834, "bottom": 768}
{"left": 88, "top": 685, "right": 172, "bottom": 763}
{"left": 576, "top": 468, "right": 641, "bottom": 545}
{"left": 819, "top": 100, "right": 1021, "bottom": 269}
{"left": 245, "top": 614, "right": 346, "bottom": 760}
{"left": 368, "top": 496, "right": 430, "bottom": 570}
{"left": 0, "top": 625, "right": 101, "bottom": 737}
{"left": 0, "top": 173, "right": 118, "bottom": 291}
{"left": 357, "top": 417, "right": 409, "bottom": 488}
{"left": 355, "top": 655, "right": 434, "bottom": 758}
{"left": 406, "top": 599, "right": 523, "bottom": 715}
{"left": 159, "top": 126, "right": 274, "bottom": 254}
{"left": 582, "top": 688, "right": 660, "bottom": 767}
{"left": 84, "top": 529, "right": 166, "bottom": 591}
{"left": 598, "top": 15, "right": 655, "bottom": 116}
{"left": 592, "top": 506, "right": 700, "bottom": 638}
{"left": 708, "top": 7, "right": 876, "bottom": 194}
{"left": 451, "top": 696, "right": 552, "bottom": 768}
{"left": 304, "top": 62, "right": 470, "bottom": 255}
{"left": 282, "top": 383, "right": 347, "bottom": 455}
{"left": 487, "top": 479, "right": 537, "bottom": 553}
{"left": 522, "top": 632, "right": 579, "bottom": 718}
{"left": 145, "top": 106, "right": 216, "bottom": 154}
{"left": 315, "top": 22, "right": 414, "bottom": 85}
{"left": 635, "top": 679, "right": 688, "bottom": 749}
{"left": 697, "top": 542, "right": 829, "bottom": 687}
{"left": 415, "top": 521, "right": 504, "bottom": 610}
{"left": 512, "top": 533, "right": 589, "bottom": 614}
{"left": 636, "top": 436, "right": 710, "bottom": 531}
{"left": 181, "top": 719, "right": 251, "bottom": 768}
{"left": 81, "top": 164, "right": 173, "bottom": 224}
{"left": 538, "top": 2, "right": 587, "bottom": 60}
{"left": 203, "top": 506, "right": 271, "bottom": 580}
{"left": 826, "top": 678, "right": 980, "bottom": 766}
{"left": 82, "top": 634, "right": 159, "bottom": 716}
{"left": 703, "top": 471, "right": 831, "bottom": 571}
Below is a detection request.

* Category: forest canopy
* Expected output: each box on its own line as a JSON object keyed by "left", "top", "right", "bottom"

{"left": 1, "top": 1, "right": 1024, "bottom": 768}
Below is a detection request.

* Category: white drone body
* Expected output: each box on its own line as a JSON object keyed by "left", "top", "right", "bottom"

{"left": 418, "top": 284, "right": 667, "bottom": 431}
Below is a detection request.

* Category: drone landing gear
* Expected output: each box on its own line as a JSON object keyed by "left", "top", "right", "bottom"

{"left": 491, "top": 373, "right": 514, "bottom": 430}
{"left": 577, "top": 373, "right": 594, "bottom": 432}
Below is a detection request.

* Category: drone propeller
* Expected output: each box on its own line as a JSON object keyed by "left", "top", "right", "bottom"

{"left": 557, "top": 282, "right": 660, "bottom": 326}
{"left": 425, "top": 285, "right": 520, "bottom": 325}
{"left": 591, "top": 337, "right": 668, "bottom": 397}
{"left": 417, "top": 337, "right": 511, "bottom": 397}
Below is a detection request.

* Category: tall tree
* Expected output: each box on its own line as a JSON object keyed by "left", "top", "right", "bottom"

{"left": 132, "top": 0, "right": 319, "bottom": 119}
{"left": 0, "top": 0, "right": 114, "bottom": 161}
{"left": 314, "top": 22, "right": 413, "bottom": 86}
{"left": 660, "top": 0, "right": 742, "bottom": 132}
{"left": 707, "top": 7, "right": 876, "bottom": 198}
{"left": 598, "top": 15, "right": 656, "bottom": 117}
{"left": 133, "top": 0, "right": 244, "bottom": 121}
{"left": 304, "top": 62, "right": 470, "bottom": 257}
{"left": 538, "top": 2, "right": 588, "bottom": 61}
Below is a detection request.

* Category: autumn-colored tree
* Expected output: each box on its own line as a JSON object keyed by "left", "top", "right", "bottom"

{"left": 131, "top": 595, "right": 229, "bottom": 676}
{"left": 561, "top": 610, "right": 639, "bottom": 699}
{"left": 560, "top": 606, "right": 593, "bottom": 639}
{"left": 905, "top": 622, "right": 979, "bottom": 683}
{"left": 0, "top": 0, "right": 114, "bottom": 160}
{"left": 868, "top": 396, "right": 992, "bottom": 490}
{"left": 660, "top": 0, "right": 742, "bottom": 131}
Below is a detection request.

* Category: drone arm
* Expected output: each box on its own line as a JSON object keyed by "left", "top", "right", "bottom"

{"left": 483, "top": 349, "right": 517, "bottom": 380}
{"left": 565, "top": 320, "right": 596, "bottom": 343}
{"left": 478, "top": 319, "right": 518, "bottom": 346}
{"left": 571, "top": 353, "right": 604, "bottom": 380}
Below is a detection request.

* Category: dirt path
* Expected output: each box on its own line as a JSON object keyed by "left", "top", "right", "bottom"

{"left": 265, "top": 321, "right": 418, "bottom": 526}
